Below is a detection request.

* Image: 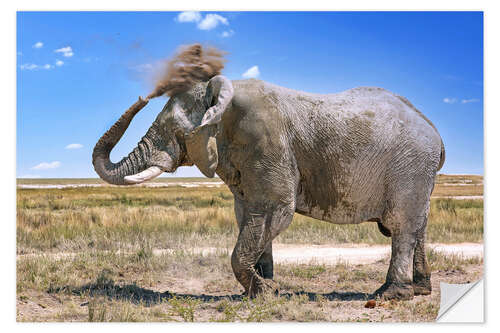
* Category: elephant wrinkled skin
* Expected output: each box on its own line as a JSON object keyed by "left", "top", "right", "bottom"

{"left": 93, "top": 76, "right": 445, "bottom": 300}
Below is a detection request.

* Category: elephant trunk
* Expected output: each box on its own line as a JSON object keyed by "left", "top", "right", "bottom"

{"left": 92, "top": 97, "right": 164, "bottom": 185}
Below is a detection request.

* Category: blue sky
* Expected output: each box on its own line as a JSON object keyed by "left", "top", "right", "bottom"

{"left": 16, "top": 11, "right": 483, "bottom": 178}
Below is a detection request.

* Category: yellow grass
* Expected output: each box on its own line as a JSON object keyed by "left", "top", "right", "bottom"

{"left": 16, "top": 175, "right": 483, "bottom": 254}
{"left": 16, "top": 175, "right": 483, "bottom": 322}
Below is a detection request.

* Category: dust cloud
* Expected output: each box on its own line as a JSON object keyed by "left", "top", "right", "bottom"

{"left": 146, "top": 43, "right": 226, "bottom": 100}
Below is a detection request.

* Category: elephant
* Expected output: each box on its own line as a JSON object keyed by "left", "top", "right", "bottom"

{"left": 93, "top": 76, "right": 445, "bottom": 300}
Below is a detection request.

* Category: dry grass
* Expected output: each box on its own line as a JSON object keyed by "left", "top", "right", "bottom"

{"left": 17, "top": 174, "right": 483, "bottom": 196}
{"left": 17, "top": 187, "right": 236, "bottom": 253}
{"left": 16, "top": 175, "right": 483, "bottom": 322}
{"left": 426, "top": 199, "right": 483, "bottom": 243}
{"left": 431, "top": 185, "right": 483, "bottom": 197}
{"left": 17, "top": 176, "right": 483, "bottom": 254}
{"left": 432, "top": 174, "right": 483, "bottom": 197}
{"left": 16, "top": 248, "right": 482, "bottom": 322}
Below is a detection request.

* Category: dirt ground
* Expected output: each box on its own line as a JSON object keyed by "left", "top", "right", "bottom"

{"left": 16, "top": 243, "right": 483, "bottom": 322}
{"left": 16, "top": 175, "right": 483, "bottom": 322}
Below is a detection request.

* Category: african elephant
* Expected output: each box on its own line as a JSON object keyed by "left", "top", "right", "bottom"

{"left": 93, "top": 76, "right": 445, "bottom": 300}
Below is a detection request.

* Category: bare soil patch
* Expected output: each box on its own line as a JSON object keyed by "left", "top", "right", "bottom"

{"left": 17, "top": 245, "right": 483, "bottom": 322}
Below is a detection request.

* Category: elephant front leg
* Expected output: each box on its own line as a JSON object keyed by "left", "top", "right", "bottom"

{"left": 231, "top": 204, "right": 293, "bottom": 297}
{"left": 231, "top": 215, "right": 271, "bottom": 297}
{"left": 255, "top": 242, "right": 273, "bottom": 279}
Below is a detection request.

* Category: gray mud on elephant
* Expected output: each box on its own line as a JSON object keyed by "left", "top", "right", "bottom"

{"left": 93, "top": 45, "right": 445, "bottom": 301}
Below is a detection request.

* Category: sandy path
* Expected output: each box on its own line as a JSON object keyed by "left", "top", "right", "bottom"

{"left": 18, "top": 243, "right": 483, "bottom": 265}
{"left": 271, "top": 243, "right": 483, "bottom": 264}
{"left": 17, "top": 182, "right": 225, "bottom": 189}
{"left": 432, "top": 195, "right": 483, "bottom": 200}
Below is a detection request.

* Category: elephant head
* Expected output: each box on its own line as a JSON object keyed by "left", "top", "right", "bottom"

{"left": 92, "top": 75, "right": 234, "bottom": 185}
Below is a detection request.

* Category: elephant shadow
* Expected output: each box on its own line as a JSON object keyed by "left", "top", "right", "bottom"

{"left": 49, "top": 282, "right": 371, "bottom": 306}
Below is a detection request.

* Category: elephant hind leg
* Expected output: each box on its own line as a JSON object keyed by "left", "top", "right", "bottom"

{"left": 413, "top": 205, "right": 432, "bottom": 295}
{"left": 373, "top": 165, "right": 436, "bottom": 301}
{"left": 374, "top": 226, "right": 416, "bottom": 300}
{"left": 374, "top": 198, "right": 433, "bottom": 300}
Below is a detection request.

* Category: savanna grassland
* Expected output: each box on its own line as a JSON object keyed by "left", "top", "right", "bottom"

{"left": 16, "top": 174, "right": 483, "bottom": 322}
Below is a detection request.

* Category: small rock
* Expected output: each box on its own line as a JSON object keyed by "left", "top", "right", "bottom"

{"left": 364, "top": 300, "right": 376, "bottom": 308}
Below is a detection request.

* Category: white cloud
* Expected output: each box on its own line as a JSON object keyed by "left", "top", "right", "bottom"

{"left": 55, "top": 59, "right": 64, "bottom": 67}
{"left": 31, "top": 161, "right": 61, "bottom": 170}
{"left": 65, "top": 143, "right": 83, "bottom": 149}
{"left": 197, "top": 14, "right": 228, "bottom": 30}
{"left": 221, "top": 29, "right": 235, "bottom": 38}
{"left": 177, "top": 11, "right": 201, "bottom": 23}
{"left": 33, "top": 41, "right": 43, "bottom": 49}
{"left": 19, "top": 174, "right": 41, "bottom": 178}
{"left": 444, "top": 97, "right": 480, "bottom": 104}
{"left": 176, "top": 12, "right": 231, "bottom": 32}
{"left": 242, "top": 65, "right": 260, "bottom": 79}
{"left": 20, "top": 63, "right": 56, "bottom": 71}
{"left": 54, "top": 46, "right": 74, "bottom": 57}
{"left": 20, "top": 63, "right": 38, "bottom": 70}
{"left": 461, "top": 98, "right": 480, "bottom": 104}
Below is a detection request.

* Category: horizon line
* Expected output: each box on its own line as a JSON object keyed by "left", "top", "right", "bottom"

{"left": 16, "top": 173, "right": 484, "bottom": 180}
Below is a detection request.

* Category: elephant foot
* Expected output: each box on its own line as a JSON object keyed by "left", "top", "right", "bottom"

{"left": 373, "top": 282, "right": 414, "bottom": 300}
{"left": 413, "top": 277, "right": 432, "bottom": 296}
{"left": 246, "top": 276, "right": 279, "bottom": 298}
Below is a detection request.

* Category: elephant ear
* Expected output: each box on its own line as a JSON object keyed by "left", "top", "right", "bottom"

{"left": 185, "top": 75, "right": 234, "bottom": 178}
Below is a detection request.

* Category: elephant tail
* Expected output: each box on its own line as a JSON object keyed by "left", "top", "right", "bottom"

{"left": 437, "top": 138, "right": 446, "bottom": 171}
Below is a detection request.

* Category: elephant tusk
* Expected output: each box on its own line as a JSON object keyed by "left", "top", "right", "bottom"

{"left": 124, "top": 166, "right": 164, "bottom": 184}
